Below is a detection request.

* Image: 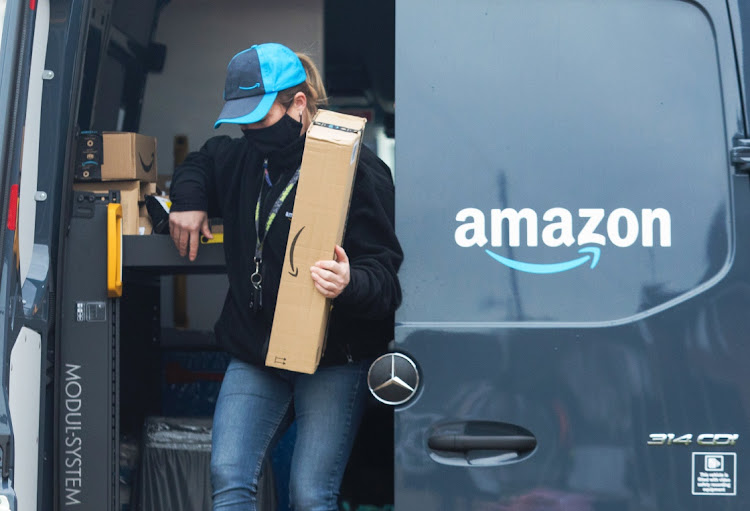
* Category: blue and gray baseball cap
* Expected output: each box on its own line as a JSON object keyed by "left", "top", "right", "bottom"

{"left": 214, "top": 43, "right": 307, "bottom": 129}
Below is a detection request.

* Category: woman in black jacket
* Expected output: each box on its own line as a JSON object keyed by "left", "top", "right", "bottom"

{"left": 168, "top": 43, "right": 402, "bottom": 511}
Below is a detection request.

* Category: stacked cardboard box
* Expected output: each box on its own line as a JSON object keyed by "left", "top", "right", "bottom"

{"left": 73, "top": 131, "right": 158, "bottom": 235}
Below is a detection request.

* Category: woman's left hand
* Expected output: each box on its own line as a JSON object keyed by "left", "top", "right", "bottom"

{"left": 310, "top": 245, "right": 350, "bottom": 298}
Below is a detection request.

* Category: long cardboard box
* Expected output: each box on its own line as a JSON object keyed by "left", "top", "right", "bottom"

{"left": 76, "top": 131, "right": 158, "bottom": 182}
{"left": 266, "top": 110, "right": 366, "bottom": 374}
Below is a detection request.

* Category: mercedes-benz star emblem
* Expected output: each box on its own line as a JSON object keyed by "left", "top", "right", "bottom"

{"left": 367, "top": 353, "right": 420, "bottom": 405}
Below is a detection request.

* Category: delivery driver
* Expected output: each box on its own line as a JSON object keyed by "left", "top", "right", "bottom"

{"left": 168, "top": 43, "right": 402, "bottom": 510}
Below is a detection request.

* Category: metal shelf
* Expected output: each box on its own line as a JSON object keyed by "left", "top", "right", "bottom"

{"left": 123, "top": 235, "right": 226, "bottom": 274}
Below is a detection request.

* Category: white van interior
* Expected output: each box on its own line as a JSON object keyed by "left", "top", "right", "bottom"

{"left": 70, "top": 0, "right": 396, "bottom": 509}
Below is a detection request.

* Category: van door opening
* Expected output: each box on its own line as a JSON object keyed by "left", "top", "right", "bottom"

{"left": 49, "top": 1, "right": 397, "bottom": 510}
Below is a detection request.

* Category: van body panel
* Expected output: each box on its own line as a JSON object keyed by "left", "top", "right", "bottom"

{"left": 37, "top": 1, "right": 95, "bottom": 509}
{"left": 0, "top": 1, "right": 44, "bottom": 509}
{"left": 17, "top": 0, "right": 49, "bottom": 286}
{"left": 397, "top": 0, "right": 741, "bottom": 326}
{"left": 9, "top": 327, "right": 41, "bottom": 511}
{"left": 733, "top": 0, "right": 750, "bottom": 134}
{"left": 396, "top": 0, "right": 748, "bottom": 508}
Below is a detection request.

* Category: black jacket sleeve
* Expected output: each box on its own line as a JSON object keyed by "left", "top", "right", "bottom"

{"left": 169, "top": 135, "right": 234, "bottom": 217}
{"left": 335, "top": 146, "right": 403, "bottom": 319}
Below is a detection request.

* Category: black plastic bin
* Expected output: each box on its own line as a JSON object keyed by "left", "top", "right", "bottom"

{"left": 135, "top": 417, "right": 275, "bottom": 511}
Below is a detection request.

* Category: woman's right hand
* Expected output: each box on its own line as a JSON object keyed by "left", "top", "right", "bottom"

{"left": 169, "top": 210, "right": 213, "bottom": 261}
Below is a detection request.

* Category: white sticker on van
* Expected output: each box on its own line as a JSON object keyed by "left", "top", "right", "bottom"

{"left": 692, "top": 453, "right": 736, "bottom": 496}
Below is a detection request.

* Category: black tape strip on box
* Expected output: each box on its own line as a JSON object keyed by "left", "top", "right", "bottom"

{"left": 75, "top": 131, "right": 104, "bottom": 181}
{"left": 312, "top": 121, "right": 362, "bottom": 134}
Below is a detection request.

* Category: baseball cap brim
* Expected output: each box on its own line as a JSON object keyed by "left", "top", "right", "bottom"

{"left": 214, "top": 91, "right": 278, "bottom": 128}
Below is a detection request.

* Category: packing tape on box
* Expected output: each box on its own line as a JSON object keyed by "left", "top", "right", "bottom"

{"left": 312, "top": 121, "right": 363, "bottom": 134}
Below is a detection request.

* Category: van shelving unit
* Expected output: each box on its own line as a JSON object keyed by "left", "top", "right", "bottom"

{"left": 57, "top": 192, "right": 121, "bottom": 510}
{"left": 57, "top": 200, "right": 227, "bottom": 511}
{"left": 122, "top": 235, "right": 225, "bottom": 274}
{"left": 57, "top": 201, "right": 388, "bottom": 510}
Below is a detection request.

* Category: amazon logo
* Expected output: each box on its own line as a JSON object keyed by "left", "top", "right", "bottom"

{"left": 139, "top": 152, "right": 155, "bottom": 173}
{"left": 288, "top": 226, "right": 305, "bottom": 277}
{"left": 455, "top": 207, "right": 671, "bottom": 274}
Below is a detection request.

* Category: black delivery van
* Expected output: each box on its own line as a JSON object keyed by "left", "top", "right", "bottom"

{"left": 0, "top": 0, "right": 748, "bottom": 510}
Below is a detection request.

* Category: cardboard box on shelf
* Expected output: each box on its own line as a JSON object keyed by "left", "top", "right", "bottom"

{"left": 139, "top": 205, "right": 153, "bottom": 235}
{"left": 138, "top": 217, "right": 153, "bottom": 235}
{"left": 140, "top": 182, "right": 158, "bottom": 202}
{"left": 76, "top": 131, "right": 158, "bottom": 182}
{"left": 266, "top": 110, "right": 366, "bottom": 374}
{"left": 74, "top": 181, "right": 140, "bottom": 235}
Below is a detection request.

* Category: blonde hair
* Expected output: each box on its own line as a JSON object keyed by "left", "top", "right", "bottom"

{"left": 277, "top": 53, "right": 328, "bottom": 117}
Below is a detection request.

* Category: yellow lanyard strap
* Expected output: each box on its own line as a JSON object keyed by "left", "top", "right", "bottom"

{"left": 254, "top": 167, "right": 300, "bottom": 260}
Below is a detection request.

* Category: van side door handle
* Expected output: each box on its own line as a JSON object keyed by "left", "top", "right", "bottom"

{"left": 731, "top": 139, "right": 750, "bottom": 173}
{"left": 427, "top": 433, "right": 537, "bottom": 452}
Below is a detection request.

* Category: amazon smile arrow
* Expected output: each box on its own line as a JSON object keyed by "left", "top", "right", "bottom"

{"left": 484, "top": 247, "right": 601, "bottom": 274}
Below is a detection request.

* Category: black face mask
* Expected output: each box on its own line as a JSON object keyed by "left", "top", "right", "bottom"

{"left": 242, "top": 114, "right": 303, "bottom": 155}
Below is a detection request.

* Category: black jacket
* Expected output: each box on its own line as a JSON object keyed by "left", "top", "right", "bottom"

{"left": 170, "top": 134, "right": 403, "bottom": 366}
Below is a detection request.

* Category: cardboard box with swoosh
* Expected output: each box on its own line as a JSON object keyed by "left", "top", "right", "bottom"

{"left": 75, "top": 131, "right": 158, "bottom": 182}
{"left": 266, "top": 110, "right": 366, "bottom": 374}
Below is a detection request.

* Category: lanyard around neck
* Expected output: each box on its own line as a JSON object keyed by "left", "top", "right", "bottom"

{"left": 254, "top": 162, "right": 300, "bottom": 262}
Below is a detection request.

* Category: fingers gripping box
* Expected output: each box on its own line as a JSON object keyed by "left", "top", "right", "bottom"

{"left": 266, "top": 110, "right": 366, "bottom": 374}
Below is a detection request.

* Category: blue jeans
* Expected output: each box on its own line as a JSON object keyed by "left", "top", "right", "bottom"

{"left": 210, "top": 357, "right": 370, "bottom": 511}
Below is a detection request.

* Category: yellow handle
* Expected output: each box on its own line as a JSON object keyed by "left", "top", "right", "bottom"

{"left": 107, "top": 203, "right": 123, "bottom": 298}
{"left": 200, "top": 232, "right": 224, "bottom": 244}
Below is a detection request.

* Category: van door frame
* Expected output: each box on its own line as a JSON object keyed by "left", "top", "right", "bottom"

{"left": 0, "top": 0, "right": 43, "bottom": 508}
{"left": 17, "top": 0, "right": 95, "bottom": 509}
